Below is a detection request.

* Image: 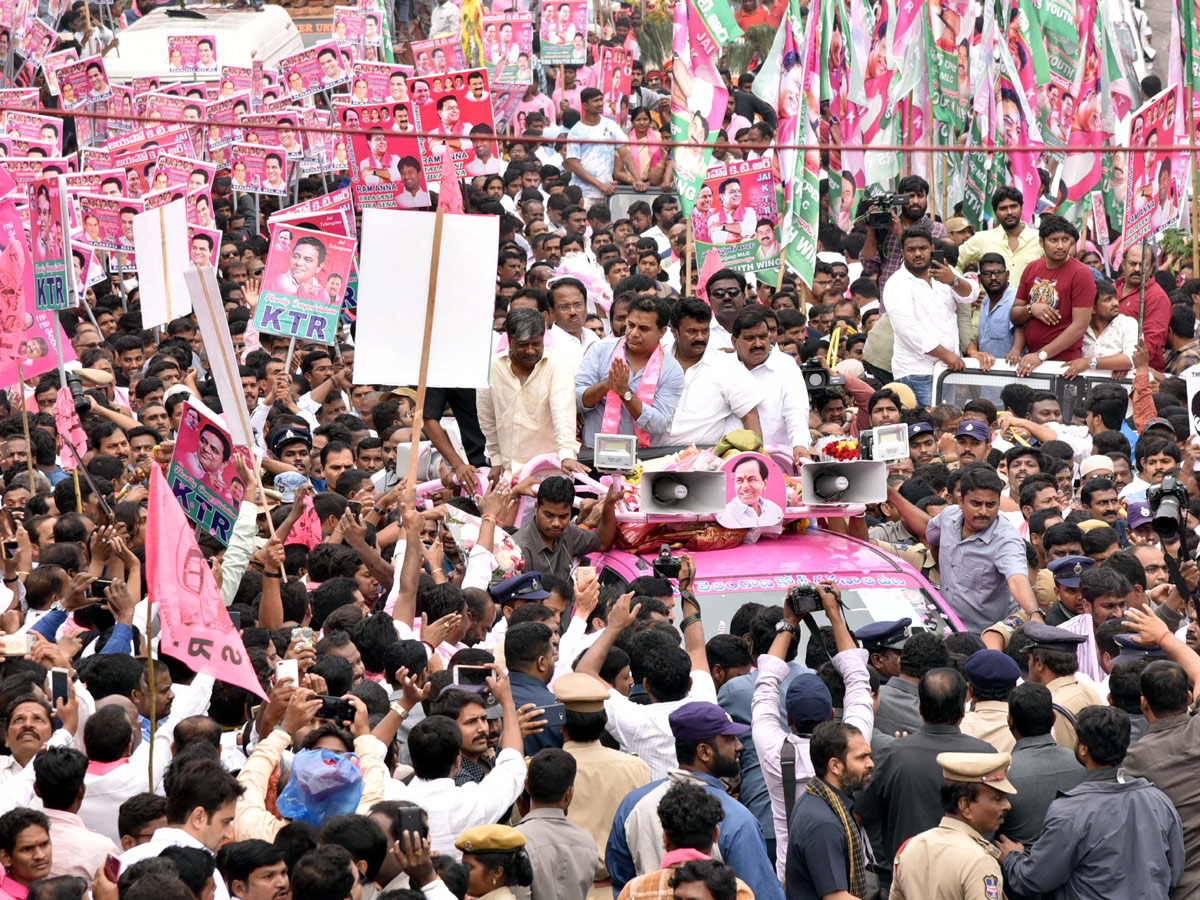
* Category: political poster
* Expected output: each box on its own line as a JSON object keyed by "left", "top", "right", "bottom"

{"left": 333, "top": 8, "right": 382, "bottom": 48}
{"left": 352, "top": 62, "right": 410, "bottom": 103}
{"left": 599, "top": 45, "right": 632, "bottom": 126}
{"left": 219, "top": 65, "right": 252, "bottom": 97}
{"left": 343, "top": 103, "right": 428, "bottom": 209}
{"left": 18, "top": 17, "right": 54, "bottom": 66}
{"left": 482, "top": 13, "right": 533, "bottom": 83}
{"left": 279, "top": 42, "right": 350, "bottom": 100}
{"left": 539, "top": 0, "right": 587, "bottom": 64}
{"left": 188, "top": 187, "right": 215, "bottom": 229}
{"left": 230, "top": 143, "right": 290, "bottom": 196}
{"left": 412, "top": 68, "right": 496, "bottom": 183}
{"left": 188, "top": 224, "right": 221, "bottom": 269}
{"left": 1124, "top": 84, "right": 1185, "bottom": 245}
{"left": 0, "top": 157, "right": 75, "bottom": 188}
{"left": 251, "top": 222, "right": 355, "bottom": 345}
{"left": 205, "top": 93, "right": 248, "bottom": 150}
{"left": 693, "top": 158, "right": 780, "bottom": 280}
{"left": 274, "top": 187, "right": 357, "bottom": 238}
{"left": 42, "top": 49, "right": 77, "bottom": 96}
{"left": 0, "top": 198, "right": 68, "bottom": 389}
{"left": 29, "top": 177, "right": 71, "bottom": 311}
{"left": 168, "top": 35, "right": 218, "bottom": 75}
{"left": 5, "top": 111, "right": 62, "bottom": 151}
{"left": 57, "top": 56, "right": 112, "bottom": 108}
{"left": 75, "top": 193, "right": 142, "bottom": 252}
{"left": 411, "top": 36, "right": 466, "bottom": 77}
{"left": 152, "top": 154, "right": 216, "bottom": 194}
{"left": 167, "top": 402, "right": 252, "bottom": 545}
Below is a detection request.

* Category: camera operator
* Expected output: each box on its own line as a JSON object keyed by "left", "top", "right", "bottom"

{"left": 750, "top": 582, "right": 872, "bottom": 881}
{"left": 860, "top": 176, "right": 947, "bottom": 292}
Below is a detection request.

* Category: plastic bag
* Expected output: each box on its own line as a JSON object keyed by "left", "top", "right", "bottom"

{"left": 275, "top": 748, "right": 364, "bottom": 826}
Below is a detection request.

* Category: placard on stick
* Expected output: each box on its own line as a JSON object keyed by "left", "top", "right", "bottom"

{"left": 132, "top": 199, "right": 191, "bottom": 329}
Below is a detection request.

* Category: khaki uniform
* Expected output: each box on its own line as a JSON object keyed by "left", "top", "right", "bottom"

{"left": 515, "top": 808, "right": 598, "bottom": 900}
{"left": 562, "top": 739, "right": 652, "bottom": 879}
{"left": 890, "top": 816, "right": 1004, "bottom": 900}
{"left": 1047, "top": 674, "right": 1101, "bottom": 749}
{"left": 1034, "top": 568, "right": 1055, "bottom": 611}
{"left": 960, "top": 701, "right": 1015, "bottom": 754}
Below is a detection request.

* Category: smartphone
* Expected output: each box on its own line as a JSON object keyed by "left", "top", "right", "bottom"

{"left": 930, "top": 249, "right": 946, "bottom": 265}
{"left": 575, "top": 565, "right": 596, "bottom": 585}
{"left": 0, "top": 634, "right": 34, "bottom": 656}
{"left": 347, "top": 500, "right": 362, "bottom": 516}
{"left": 316, "top": 695, "right": 354, "bottom": 723}
{"left": 539, "top": 703, "right": 567, "bottom": 728}
{"left": 275, "top": 659, "right": 299, "bottom": 686}
{"left": 88, "top": 578, "right": 113, "bottom": 599}
{"left": 104, "top": 855, "right": 121, "bottom": 884}
{"left": 1, "top": 540, "right": 17, "bottom": 558}
{"left": 291, "top": 626, "right": 315, "bottom": 649}
{"left": 395, "top": 806, "right": 428, "bottom": 841}
{"left": 50, "top": 668, "right": 70, "bottom": 706}
{"left": 452, "top": 665, "right": 492, "bottom": 687}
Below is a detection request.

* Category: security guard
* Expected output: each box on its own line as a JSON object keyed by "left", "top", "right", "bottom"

{"left": 1044, "top": 555, "right": 1094, "bottom": 625}
{"left": 1022, "top": 622, "right": 1098, "bottom": 749}
{"left": 455, "top": 825, "right": 533, "bottom": 900}
{"left": 890, "top": 752, "right": 1016, "bottom": 900}
{"left": 960, "top": 651, "right": 1021, "bottom": 754}
{"left": 857, "top": 619, "right": 911, "bottom": 680}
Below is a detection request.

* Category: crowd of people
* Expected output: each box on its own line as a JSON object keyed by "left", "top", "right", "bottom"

{"left": 1, "top": 0, "right": 1200, "bottom": 899}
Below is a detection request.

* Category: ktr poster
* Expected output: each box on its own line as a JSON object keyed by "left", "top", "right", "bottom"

{"left": 351, "top": 61, "right": 410, "bottom": 103}
{"left": 168, "top": 35, "right": 217, "bottom": 75}
{"left": 252, "top": 222, "right": 356, "bottom": 345}
{"left": 230, "top": 142, "right": 290, "bottom": 196}
{"left": 693, "top": 157, "right": 781, "bottom": 280}
{"left": 75, "top": 193, "right": 143, "bottom": 252}
{"left": 412, "top": 68, "right": 496, "bottom": 183}
{"left": 1123, "top": 83, "right": 1185, "bottom": 245}
{"left": 167, "top": 401, "right": 253, "bottom": 545}
{"left": 411, "top": 35, "right": 466, "bottom": 76}
{"left": 279, "top": 42, "right": 350, "bottom": 100}
{"left": 482, "top": 13, "right": 533, "bottom": 84}
{"left": 599, "top": 45, "right": 632, "bottom": 126}
{"left": 540, "top": 0, "right": 588, "bottom": 64}
{"left": 343, "top": 103, "right": 428, "bottom": 208}
{"left": 29, "top": 177, "right": 71, "bottom": 311}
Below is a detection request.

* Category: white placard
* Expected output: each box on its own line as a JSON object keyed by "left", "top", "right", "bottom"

{"left": 185, "top": 264, "right": 254, "bottom": 450}
{"left": 132, "top": 199, "right": 191, "bottom": 328}
{"left": 354, "top": 209, "right": 499, "bottom": 389}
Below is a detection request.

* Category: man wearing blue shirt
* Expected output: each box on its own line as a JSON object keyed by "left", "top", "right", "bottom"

{"left": 977, "top": 253, "right": 1018, "bottom": 360}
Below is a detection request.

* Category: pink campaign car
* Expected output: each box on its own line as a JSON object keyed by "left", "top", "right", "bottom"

{"left": 586, "top": 526, "right": 966, "bottom": 646}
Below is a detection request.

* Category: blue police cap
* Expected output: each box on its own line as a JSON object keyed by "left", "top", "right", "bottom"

{"left": 1023, "top": 621, "right": 1087, "bottom": 653}
{"left": 1126, "top": 504, "right": 1154, "bottom": 530}
{"left": 1047, "top": 555, "right": 1093, "bottom": 588}
{"left": 489, "top": 571, "right": 550, "bottom": 605}
{"left": 956, "top": 420, "right": 990, "bottom": 443}
{"left": 1111, "top": 633, "right": 1169, "bottom": 666}
{"left": 856, "top": 618, "right": 912, "bottom": 651}
{"left": 964, "top": 649, "right": 1021, "bottom": 689}
{"left": 908, "top": 422, "right": 935, "bottom": 439}
{"left": 668, "top": 701, "right": 750, "bottom": 741}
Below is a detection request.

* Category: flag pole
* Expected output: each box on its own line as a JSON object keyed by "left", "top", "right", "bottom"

{"left": 1137, "top": 235, "right": 1149, "bottom": 340}
{"left": 1188, "top": 87, "right": 1199, "bottom": 276}
{"left": 405, "top": 208, "right": 446, "bottom": 497}
{"left": 16, "top": 362, "right": 34, "bottom": 488}
{"left": 684, "top": 217, "right": 693, "bottom": 294}
{"left": 146, "top": 604, "right": 155, "bottom": 789}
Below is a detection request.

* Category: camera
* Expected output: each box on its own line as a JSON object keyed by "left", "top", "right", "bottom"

{"left": 786, "top": 584, "right": 822, "bottom": 617}
{"left": 1147, "top": 475, "right": 1190, "bottom": 538}
{"left": 65, "top": 371, "right": 91, "bottom": 416}
{"left": 858, "top": 424, "right": 910, "bottom": 462}
{"left": 800, "top": 359, "right": 845, "bottom": 393}
{"left": 651, "top": 543, "right": 681, "bottom": 579}
{"left": 865, "top": 193, "right": 909, "bottom": 228}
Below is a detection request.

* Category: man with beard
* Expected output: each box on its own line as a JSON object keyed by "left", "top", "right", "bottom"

{"left": 1114, "top": 243, "right": 1171, "bottom": 370}
{"left": 958, "top": 186, "right": 1043, "bottom": 284}
{"left": 607, "top": 702, "right": 784, "bottom": 900}
{"left": 861, "top": 175, "right": 947, "bottom": 290}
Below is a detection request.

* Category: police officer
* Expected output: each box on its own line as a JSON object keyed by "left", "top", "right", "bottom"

{"left": 890, "top": 752, "right": 1015, "bottom": 900}
{"left": 857, "top": 619, "right": 911, "bottom": 680}
{"left": 487, "top": 571, "right": 552, "bottom": 645}
{"left": 1021, "top": 622, "right": 1099, "bottom": 749}
{"left": 1044, "top": 555, "right": 1093, "bottom": 625}
{"left": 960, "top": 651, "right": 1021, "bottom": 754}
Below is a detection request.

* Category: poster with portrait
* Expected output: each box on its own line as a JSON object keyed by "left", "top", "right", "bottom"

{"left": 74, "top": 193, "right": 142, "bottom": 252}
{"left": 598, "top": 45, "right": 631, "bottom": 125}
{"left": 57, "top": 55, "right": 112, "bottom": 108}
{"left": 187, "top": 224, "right": 221, "bottom": 269}
{"left": 167, "top": 401, "right": 253, "bottom": 546}
{"left": 187, "top": 186, "right": 216, "bottom": 229}
{"left": 18, "top": 17, "right": 54, "bottom": 66}
{"left": 412, "top": 68, "right": 496, "bottom": 183}
{"left": 28, "top": 177, "right": 71, "bottom": 311}
{"left": 252, "top": 222, "right": 356, "bottom": 346}
{"left": 205, "top": 93, "right": 248, "bottom": 150}
{"left": 693, "top": 158, "right": 780, "bottom": 280}
{"left": 167, "top": 35, "right": 217, "bottom": 75}
{"left": 333, "top": 8, "right": 382, "bottom": 48}
{"left": 410, "top": 36, "right": 466, "bottom": 77}
{"left": 0, "top": 157, "right": 75, "bottom": 189}
{"left": 241, "top": 112, "right": 305, "bottom": 159}
{"left": 5, "top": 111, "right": 62, "bottom": 152}
{"left": 279, "top": 42, "right": 350, "bottom": 100}
{"left": 42, "top": 49, "right": 77, "bottom": 96}
{"left": 715, "top": 452, "right": 786, "bottom": 538}
{"left": 1123, "top": 84, "right": 1185, "bottom": 245}
{"left": 230, "top": 142, "right": 289, "bottom": 196}
{"left": 342, "top": 103, "right": 427, "bottom": 209}
{"left": 481, "top": 13, "right": 533, "bottom": 84}
{"left": 539, "top": 0, "right": 587, "bottom": 64}
{"left": 218, "top": 65, "right": 252, "bottom": 98}
{"left": 150, "top": 154, "right": 215, "bottom": 194}
{"left": 352, "top": 62, "right": 410, "bottom": 103}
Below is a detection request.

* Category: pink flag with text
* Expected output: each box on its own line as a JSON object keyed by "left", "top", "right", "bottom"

{"left": 54, "top": 387, "right": 89, "bottom": 466}
{"left": 437, "top": 150, "right": 463, "bottom": 214}
{"left": 285, "top": 493, "right": 323, "bottom": 550}
{"left": 147, "top": 465, "right": 267, "bottom": 699}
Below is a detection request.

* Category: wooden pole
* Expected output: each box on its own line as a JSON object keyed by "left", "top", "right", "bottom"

{"left": 684, "top": 217, "right": 693, "bottom": 295}
{"left": 405, "top": 208, "right": 446, "bottom": 496}
{"left": 16, "top": 362, "right": 34, "bottom": 489}
{"left": 146, "top": 600, "right": 155, "bottom": 789}
{"left": 159, "top": 207, "right": 173, "bottom": 323}
{"left": 1188, "top": 88, "right": 1200, "bottom": 276}
{"left": 1137, "top": 235, "right": 1149, "bottom": 340}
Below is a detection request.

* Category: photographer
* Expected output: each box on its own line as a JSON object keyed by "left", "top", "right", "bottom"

{"left": 751, "top": 582, "right": 871, "bottom": 880}
{"left": 859, "top": 176, "right": 947, "bottom": 291}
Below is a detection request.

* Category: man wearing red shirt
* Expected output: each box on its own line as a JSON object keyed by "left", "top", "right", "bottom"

{"left": 1010, "top": 215, "right": 1096, "bottom": 375}
{"left": 1114, "top": 243, "right": 1170, "bottom": 370}
{"left": 735, "top": 0, "right": 770, "bottom": 30}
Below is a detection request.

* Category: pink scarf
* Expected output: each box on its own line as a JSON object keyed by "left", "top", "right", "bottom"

{"left": 600, "top": 339, "right": 663, "bottom": 448}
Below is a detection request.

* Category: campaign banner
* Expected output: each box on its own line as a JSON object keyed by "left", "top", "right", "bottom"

{"left": 343, "top": 103, "right": 428, "bottom": 208}
{"left": 188, "top": 186, "right": 215, "bottom": 229}
{"left": 0, "top": 157, "right": 75, "bottom": 188}
{"left": 489, "top": 81, "right": 526, "bottom": 136}
{"left": 219, "top": 65, "right": 252, "bottom": 97}
{"left": 540, "top": 0, "right": 587, "bottom": 64}
{"left": 599, "top": 45, "right": 632, "bottom": 126}
{"left": 0, "top": 198, "right": 69, "bottom": 389}
{"left": 168, "top": 35, "right": 217, "bottom": 75}
{"left": 333, "top": 8, "right": 382, "bottom": 47}
{"left": 694, "top": 157, "right": 780, "bottom": 280}
{"left": 243, "top": 111, "right": 306, "bottom": 159}
{"left": 5, "top": 111, "right": 62, "bottom": 151}
{"left": 411, "top": 35, "right": 466, "bottom": 77}
{"left": 57, "top": 55, "right": 112, "bottom": 109}
{"left": 298, "top": 108, "right": 332, "bottom": 174}
{"left": 412, "top": 68, "right": 496, "bottom": 183}
{"left": 167, "top": 401, "right": 252, "bottom": 545}
{"left": 150, "top": 153, "right": 215, "bottom": 194}
{"left": 205, "top": 92, "right": 249, "bottom": 151}
{"left": 29, "top": 177, "right": 71, "bottom": 311}
{"left": 279, "top": 42, "right": 350, "bottom": 100}
{"left": 274, "top": 186, "right": 357, "bottom": 238}
{"left": 42, "top": 48, "right": 76, "bottom": 96}
{"left": 352, "top": 62, "right": 410, "bottom": 103}
{"left": 18, "top": 17, "right": 53, "bottom": 66}
{"left": 252, "top": 222, "right": 355, "bottom": 345}
{"left": 482, "top": 13, "right": 533, "bottom": 83}
{"left": 230, "top": 142, "right": 290, "bottom": 196}
{"left": 75, "top": 193, "right": 142, "bottom": 252}
{"left": 188, "top": 224, "right": 221, "bottom": 268}
{"left": 1124, "top": 84, "right": 1184, "bottom": 245}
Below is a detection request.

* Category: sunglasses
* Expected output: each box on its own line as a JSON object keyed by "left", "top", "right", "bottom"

{"left": 709, "top": 287, "right": 741, "bottom": 300}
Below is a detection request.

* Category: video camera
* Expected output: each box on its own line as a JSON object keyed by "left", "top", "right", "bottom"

{"left": 1147, "top": 475, "right": 1190, "bottom": 538}
{"left": 801, "top": 359, "right": 845, "bottom": 393}
{"left": 65, "top": 371, "right": 91, "bottom": 416}
{"left": 865, "top": 193, "right": 909, "bottom": 229}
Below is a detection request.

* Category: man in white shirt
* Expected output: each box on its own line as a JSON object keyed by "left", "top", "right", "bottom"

{"left": 395, "top": 157, "right": 431, "bottom": 209}
{"left": 705, "top": 268, "right": 746, "bottom": 352}
{"left": 732, "top": 305, "right": 810, "bottom": 468}
{"left": 477, "top": 308, "right": 585, "bottom": 478}
{"left": 658, "top": 296, "right": 763, "bottom": 446}
{"left": 359, "top": 131, "right": 401, "bottom": 185}
{"left": 464, "top": 124, "right": 503, "bottom": 176}
{"left": 641, "top": 195, "right": 678, "bottom": 256}
{"left": 404, "top": 668, "right": 526, "bottom": 859}
{"left": 547, "top": 276, "right": 599, "bottom": 370}
{"left": 882, "top": 226, "right": 979, "bottom": 407}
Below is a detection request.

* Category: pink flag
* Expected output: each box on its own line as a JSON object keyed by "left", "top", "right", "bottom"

{"left": 694, "top": 248, "right": 725, "bottom": 303}
{"left": 146, "top": 465, "right": 267, "bottom": 700}
{"left": 54, "top": 387, "right": 89, "bottom": 467}
{"left": 437, "top": 151, "right": 463, "bottom": 215}
{"left": 285, "top": 493, "right": 323, "bottom": 551}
